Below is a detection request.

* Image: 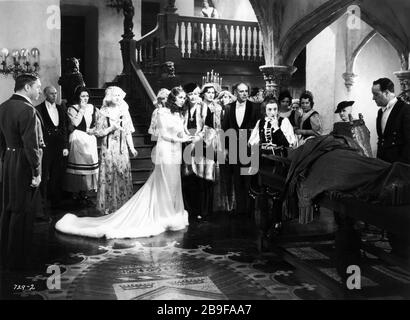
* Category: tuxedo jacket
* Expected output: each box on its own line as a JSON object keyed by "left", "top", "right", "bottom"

{"left": 36, "top": 102, "right": 69, "bottom": 150}
{"left": 376, "top": 98, "right": 410, "bottom": 164}
{"left": 222, "top": 100, "right": 260, "bottom": 164}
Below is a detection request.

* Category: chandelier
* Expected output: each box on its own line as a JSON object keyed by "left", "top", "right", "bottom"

{"left": 201, "top": 69, "right": 223, "bottom": 91}
{"left": 0, "top": 48, "right": 40, "bottom": 79}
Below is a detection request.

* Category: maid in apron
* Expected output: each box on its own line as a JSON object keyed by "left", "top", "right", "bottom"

{"left": 64, "top": 86, "right": 99, "bottom": 205}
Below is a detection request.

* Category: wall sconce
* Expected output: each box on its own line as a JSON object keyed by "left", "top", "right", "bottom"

{"left": 0, "top": 48, "right": 40, "bottom": 79}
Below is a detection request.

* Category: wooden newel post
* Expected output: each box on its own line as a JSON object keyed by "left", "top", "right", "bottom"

{"left": 120, "top": 0, "right": 136, "bottom": 76}
{"left": 158, "top": 0, "right": 181, "bottom": 64}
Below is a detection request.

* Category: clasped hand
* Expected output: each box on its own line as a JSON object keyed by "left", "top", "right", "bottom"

{"left": 31, "top": 175, "right": 41, "bottom": 188}
{"left": 110, "top": 121, "right": 124, "bottom": 132}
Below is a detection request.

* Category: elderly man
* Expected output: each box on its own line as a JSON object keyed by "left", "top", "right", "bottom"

{"left": 0, "top": 74, "right": 44, "bottom": 271}
{"left": 36, "top": 86, "right": 69, "bottom": 212}
{"left": 222, "top": 83, "right": 259, "bottom": 216}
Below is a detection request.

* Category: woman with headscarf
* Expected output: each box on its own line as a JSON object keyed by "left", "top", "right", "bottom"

{"left": 94, "top": 86, "right": 138, "bottom": 215}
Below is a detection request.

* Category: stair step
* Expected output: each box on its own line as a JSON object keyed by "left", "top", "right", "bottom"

{"left": 132, "top": 168, "right": 152, "bottom": 181}
{"left": 133, "top": 180, "right": 146, "bottom": 193}
{"left": 105, "top": 82, "right": 119, "bottom": 87}
{"left": 89, "top": 98, "right": 104, "bottom": 108}
{"left": 132, "top": 115, "right": 151, "bottom": 124}
{"left": 131, "top": 157, "right": 153, "bottom": 168}
{"left": 136, "top": 145, "right": 153, "bottom": 157}
{"left": 133, "top": 124, "right": 149, "bottom": 134}
{"left": 88, "top": 88, "right": 106, "bottom": 96}
{"left": 133, "top": 133, "right": 151, "bottom": 145}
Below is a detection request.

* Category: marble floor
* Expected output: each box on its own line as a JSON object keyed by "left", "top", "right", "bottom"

{"left": 0, "top": 198, "right": 409, "bottom": 300}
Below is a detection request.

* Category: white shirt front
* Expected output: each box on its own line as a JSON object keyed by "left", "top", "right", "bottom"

{"left": 236, "top": 101, "right": 246, "bottom": 127}
{"left": 381, "top": 97, "right": 397, "bottom": 134}
{"left": 45, "top": 100, "right": 59, "bottom": 126}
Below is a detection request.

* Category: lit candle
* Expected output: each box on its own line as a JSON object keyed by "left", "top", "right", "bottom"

{"left": 1, "top": 48, "right": 8, "bottom": 60}
{"left": 12, "top": 50, "right": 19, "bottom": 64}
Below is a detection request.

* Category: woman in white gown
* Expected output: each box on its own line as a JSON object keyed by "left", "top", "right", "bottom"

{"left": 55, "top": 87, "right": 194, "bottom": 239}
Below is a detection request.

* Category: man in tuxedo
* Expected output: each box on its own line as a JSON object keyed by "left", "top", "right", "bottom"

{"left": 373, "top": 78, "right": 410, "bottom": 164}
{"left": 0, "top": 74, "right": 44, "bottom": 271}
{"left": 36, "top": 86, "right": 69, "bottom": 212}
{"left": 222, "top": 83, "right": 259, "bottom": 216}
{"left": 372, "top": 77, "right": 410, "bottom": 257}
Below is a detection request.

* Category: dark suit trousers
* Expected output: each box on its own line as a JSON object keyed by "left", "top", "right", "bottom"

{"left": 232, "top": 164, "right": 252, "bottom": 215}
{"left": 41, "top": 144, "right": 65, "bottom": 209}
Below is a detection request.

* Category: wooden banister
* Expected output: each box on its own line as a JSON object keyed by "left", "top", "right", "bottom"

{"left": 133, "top": 14, "right": 264, "bottom": 76}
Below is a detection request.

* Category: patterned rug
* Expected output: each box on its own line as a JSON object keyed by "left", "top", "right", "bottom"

{"left": 10, "top": 239, "right": 335, "bottom": 300}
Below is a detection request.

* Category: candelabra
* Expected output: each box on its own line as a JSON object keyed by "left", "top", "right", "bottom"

{"left": 201, "top": 69, "right": 222, "bottom": 91}
{"left": 0, "top": 48, "right": 40, "bottom": 79}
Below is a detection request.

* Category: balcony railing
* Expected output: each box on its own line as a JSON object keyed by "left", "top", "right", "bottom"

{"left": 135, "top": 13, "right": 264, "bottom": 71}
{"left": 175, "top": 16, "right": 264, "bottom": 61}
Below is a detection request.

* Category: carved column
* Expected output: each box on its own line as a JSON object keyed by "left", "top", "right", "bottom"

{"left": 342, "top": 72, "right": 357, "bottom": 93}
{"left": 259, "top": 65, "right": 296, "bottom": 98}
{"left": 394, "top": 70, "right": 410, "bottom": 103}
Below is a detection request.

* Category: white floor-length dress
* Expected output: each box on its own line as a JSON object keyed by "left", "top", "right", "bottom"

{"left": 55, "top": 108, "right": 189, "bottom": 239}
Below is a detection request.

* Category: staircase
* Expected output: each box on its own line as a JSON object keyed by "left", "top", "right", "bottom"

{"left": 88, "top": 87, "right": 154, "bottom": 193}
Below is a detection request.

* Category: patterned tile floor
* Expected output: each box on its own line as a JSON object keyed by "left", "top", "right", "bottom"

{"left": 0, "top": 202, "right": 408, "bottom": 300}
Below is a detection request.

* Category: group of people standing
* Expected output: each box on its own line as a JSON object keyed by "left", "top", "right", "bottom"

{"left": 0, "top": 73, "right": 138, "bottom": 270}
{"left": 147, "top": 82, "right": 326, "bottom": 225}
{"left": 40, "top": 84, "right": 137, "bottom": 216}
{"left": 2, "top": 70, "right": 409, "bottom": 270}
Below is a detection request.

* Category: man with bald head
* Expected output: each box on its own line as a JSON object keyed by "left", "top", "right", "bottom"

{"left": 222, "top": 83, "right": 260, "bottom": 217}
{"left": 36, "top": 86, "right": 69, "bottom": 213}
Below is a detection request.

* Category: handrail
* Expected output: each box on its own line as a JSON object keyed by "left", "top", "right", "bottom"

{"left": 127, "top": 39, "right": 156, "bottom": 115}
{"left": 136, "top": 25, "right": 159, "bottom": 44}
{"left": 134, "top": 66, "right": 156, "bottom": 104}
{"left": 178, "top": 15, "right": 259, "bottom": 27}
